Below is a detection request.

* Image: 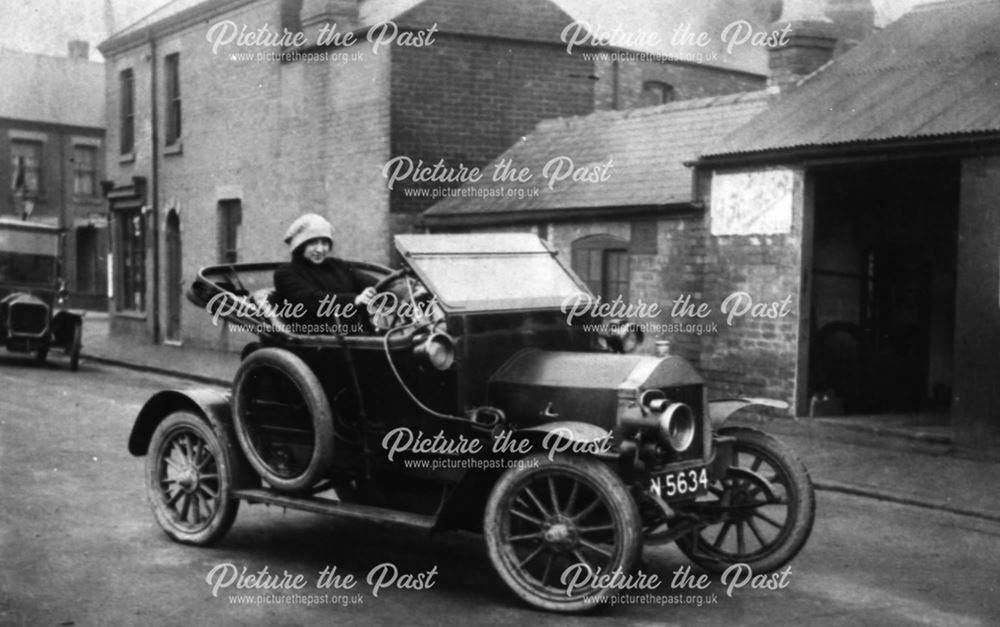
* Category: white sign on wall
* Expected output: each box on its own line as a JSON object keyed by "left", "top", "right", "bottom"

{"left": 710, "top": 169, "right": 794, "bottom": 235}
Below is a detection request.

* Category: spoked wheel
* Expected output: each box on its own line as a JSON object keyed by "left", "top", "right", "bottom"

{"left": 484, "top": 454, "right": 641, "bottom": 612}
{"left": 147, "top": 411, "right": 239, "bottom": 545}
{"left": 675, "top": 427, "right": 815, "bottom": 573}
{"left": 232, "top": 348, "right": 334, "bottom": 493}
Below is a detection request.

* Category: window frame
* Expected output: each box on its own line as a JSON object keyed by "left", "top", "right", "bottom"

{"left": 164, "top": 53, "right": 182, "bottom": 146}
{"left": 114, "top": 207, "right": 147, "bottom": 313}
{"left": 10, "top": 139, "right": 44, "bottom": 199}
{"left": 120, "top": 69, "right": 135, "bottom": 155}
{"left": 641, "top": 80, "right": 676, "bottom": 106}
{"left": 72, "top": 144, "right": 99, "bottom": 198}
{"left": 571, "top": 234, "right": 631, "bottom": 302}
{"left": 217, "top": 199, "right": 242, "bottom": 264}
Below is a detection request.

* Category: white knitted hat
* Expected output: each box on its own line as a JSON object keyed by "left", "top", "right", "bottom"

{"left": 284, "top": 213, "right": 334, "bottom": 252}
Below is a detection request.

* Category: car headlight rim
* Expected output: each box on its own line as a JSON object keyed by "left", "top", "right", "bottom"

{"left": 658, "top": 402, "right": 695, "bottom": 452}
{"left": 413, "top": 331, "right": 455, "bottom": 370}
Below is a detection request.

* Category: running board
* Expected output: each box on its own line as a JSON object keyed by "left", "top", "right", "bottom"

{"left": 232, "top": 489, "right": 437, "bottom": 531}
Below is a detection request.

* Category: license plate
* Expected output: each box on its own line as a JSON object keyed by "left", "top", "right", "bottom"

{"left": 650, "top": 467, "right": 709, "bottom": 500}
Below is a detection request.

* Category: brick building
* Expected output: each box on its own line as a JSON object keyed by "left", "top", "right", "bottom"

{"left": 98, "top": 0, "right": 767, "bottom": 349}
{"left": 0, "top": 44, "right": 107, "bottom": 310}
{"left": 698, "top": 0, "right": 1000, "bottom": 455}
{"left": 422, "top": 91, "right": 780, "bottom": 400}
{"left": 426, "top": 0, "right": 1000, "bottom": 454}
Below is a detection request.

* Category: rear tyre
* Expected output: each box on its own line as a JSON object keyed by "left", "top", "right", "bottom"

{"left": 232, "top": 348, "right": 334, "bottom": 493}
{"left": 147, "top": 411, "right": 239, "bottom": 545}
{"left": 675, "top": 427, "right": 815, "bottom": 573}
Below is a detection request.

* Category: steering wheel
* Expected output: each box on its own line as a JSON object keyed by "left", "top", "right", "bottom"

{"left": 369, "top": 267, "right": 430, "bottom": 332}
{"left": 373, "top": 267, "right": 411, "bottom": 292}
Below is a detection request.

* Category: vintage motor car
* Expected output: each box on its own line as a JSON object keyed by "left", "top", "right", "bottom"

{"left": 128, "top": 233, "right": 814, "bottom": 612}
{"left": 0, "top": 218, "right": 83, "bottom": 370}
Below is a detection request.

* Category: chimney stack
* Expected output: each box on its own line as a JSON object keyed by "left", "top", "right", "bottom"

{"left": 825, "top": 0, "right": 876, "bottom": 54}
{"left": 68, "top": 40, "right": 90, "bottom": 60}
{"left": 767, "top": 0, "right": 838, "bottom": 91}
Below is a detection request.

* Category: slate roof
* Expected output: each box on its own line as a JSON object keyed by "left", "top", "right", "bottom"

{"left": 0, "top": 48, "right": 104, "bottom": 128}
{"left": 400, "top": 0, "right": 769, "bottom": 75}
{"left": 106, "top": 0, "right": 426, "bottom": 43}
{"left": 702, "top": 0, "right": 1000, "bottom": 159}
{"left": 396, "top": 0, "right": 576, "bottom": 44}
{"left": 103, "top": 0, "right": 768, "bottom": 75}
{"left": 422, "top": 90, "right": 771, "bottom": 226}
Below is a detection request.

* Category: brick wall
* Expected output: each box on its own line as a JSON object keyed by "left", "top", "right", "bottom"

{"left": 696, "top": 169, "right": 806, "bottom": 407}
{"left": 521, "top": 218, "right": 705, "bottom": 361}
{"left": 547, "top": 210, "right": 802, "bottom": 408}
{"left": 437, "top": 198, "right": 804, "bottom": 411}
{"left": 593, "top": 57, "right": 764, "bottom": 111}
{"left": 104, "top": 41, "right": 153, "bottom": 341}
{"left": 1, "top": 121, "right": 106, "bottom": 309}
{"left": 153, "top": 0, "right": 294, "bottom": 350}
{"left": 104, "top": 0, "right": 392, "bottom": 349}
{"left": 390, "top": 33, "right": 596, "bottom": 215}
{"left": 953, "top": 155, "right": 1000, "bottom": 452}
{"left": 547, "top": 218, "right": 699, "bottom": 360}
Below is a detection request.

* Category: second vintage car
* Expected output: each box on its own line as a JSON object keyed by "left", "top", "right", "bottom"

{"left": 127, "top": 233, "right": 814, "bottom": 612}
{"left": 0, "top": 218, "right": 83, "bottom": 370}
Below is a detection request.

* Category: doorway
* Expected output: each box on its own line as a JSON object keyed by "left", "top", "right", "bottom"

{"left": 165, "top": 210, "right": 182, "bottom": 343}
{"left": 808, "top": 159, "right": 960, "bottom": 414}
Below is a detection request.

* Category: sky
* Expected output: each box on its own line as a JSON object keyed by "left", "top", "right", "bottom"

{"left": 0, "top": 0, "right": 165, "bottom": 60}
{"left": 0, "top": 0, "right": 925, "bottom": 62}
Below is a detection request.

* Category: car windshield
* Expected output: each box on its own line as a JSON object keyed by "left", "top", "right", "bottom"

{"left": 395, "top": 234, "right": 590, "bottom": 311}
{"left": 0, "top": 223, "right": 60, "bottom": 285}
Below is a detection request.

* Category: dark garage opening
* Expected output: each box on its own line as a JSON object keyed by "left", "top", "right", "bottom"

{"left": 808, "top": 159, "right": 960, "bottom": 415}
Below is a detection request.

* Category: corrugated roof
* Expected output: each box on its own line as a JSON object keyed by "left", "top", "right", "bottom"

{"left": 423, "top": 91, "right": 771, "bottom": 223}
{"left": 703, "top": 0, "right": 1000, "bottom": 158}
{"left": 0, "top": 49, "right": 105, "bottom": 127}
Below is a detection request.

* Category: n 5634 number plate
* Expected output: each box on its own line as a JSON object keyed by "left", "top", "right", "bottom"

{"left": 650, "top": 467, "right": 709, "bottom": 499}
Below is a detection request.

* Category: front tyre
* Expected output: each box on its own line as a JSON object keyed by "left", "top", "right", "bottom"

{"left": 146, "top": 411, "right": 239, "bottom": 545}
{"left": 67, "top": 322, "right": 82, "bottom": 371}
{"left": 675, "top": 427, "right": 815, "bottom": 573}
{"left": 484, "top": 454, "right": 641, "bottom": 612}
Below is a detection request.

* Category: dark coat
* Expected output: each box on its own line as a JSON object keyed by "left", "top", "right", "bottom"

{"left": 273, "top": 256, "right": 377, "bottom": 329}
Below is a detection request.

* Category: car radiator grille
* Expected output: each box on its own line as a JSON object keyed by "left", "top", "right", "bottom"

{"left": 8, "top": 301, "right": 49, "bottom": 336}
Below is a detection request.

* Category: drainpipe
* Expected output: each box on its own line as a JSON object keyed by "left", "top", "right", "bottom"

{"left": 612, "top": 60, "right": 620, "bottom": 110}
{"left": 58, "top": 129, "right": 68, "bottom": 260}
{"left": 148, "top": 29, "right": 161, "bottom": 344}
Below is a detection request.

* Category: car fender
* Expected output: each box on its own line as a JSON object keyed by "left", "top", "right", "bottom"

{"left": 128, "top": 387, "right": 233, "bottom": 456}
{"left": 52, "top": 310, "right": 85, "bottom": 322}
{"left": 51, "top": 310, "right": 83, "bottom": 344}
{"left": 708, "top": 397, "right": 790, "bottom": 429}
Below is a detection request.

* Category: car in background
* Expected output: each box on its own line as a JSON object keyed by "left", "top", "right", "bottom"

{"left": 0, "top": 218, "right": 83, "bottom": 370}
